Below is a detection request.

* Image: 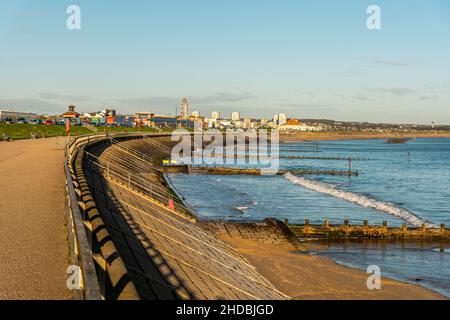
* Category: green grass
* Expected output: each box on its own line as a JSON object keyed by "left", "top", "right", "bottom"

{"left": 0, "top": 123, "right": 176, "bottom": 140}
{"left": 0, "top": 123, "right": 94, "bottom": 140}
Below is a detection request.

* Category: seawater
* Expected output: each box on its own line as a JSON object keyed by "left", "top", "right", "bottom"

{"left": 168, "top": 138, "right": 450, "bottom": 297}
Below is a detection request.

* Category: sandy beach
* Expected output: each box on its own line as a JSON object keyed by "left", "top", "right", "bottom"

{"left": 280, "top": 131, "right": 450, "bottom": 142}
{"left": 0, "top": 138, "right": 72, "bottom": 299}
{"left": 219, "top": 235, "right": 446, "bottom": 300}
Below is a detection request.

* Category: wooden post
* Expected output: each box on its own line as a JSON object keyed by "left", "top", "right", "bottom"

{"left": 363, "top": 220, "right": 369, "bottom": 227}
{"left": 348, "top": 157, "right": 352, "bottom": 175}
{"left": 383, "top": 221, "right": 388, "bottom": 228}
{"left": 441, "top": 224, "right": 446, "bottom": 234}
{"left": 324, "top": 219, "right": 330, "bottom": 228}
{"left": 344, "top": 219, "right": 349, "bottom": 227}
{"left": 284, "top": 219, "right": 289, "bottom": 226}
{"left": 421, "top": 224, "right": 427, "bottom": 232}
{"left": 402, "top": 224, "right": 408, "bottom": 232}
{"left": 305, "top": 219, "right": 310, "bottom": 226}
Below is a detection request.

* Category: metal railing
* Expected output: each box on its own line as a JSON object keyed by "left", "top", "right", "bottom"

{"left": 83, "top": 151, "right": 195, "bottom": 220}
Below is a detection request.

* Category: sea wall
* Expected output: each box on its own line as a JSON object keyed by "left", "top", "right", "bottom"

{"left": 64, "top": 133, "right": 290, "bottom": 300}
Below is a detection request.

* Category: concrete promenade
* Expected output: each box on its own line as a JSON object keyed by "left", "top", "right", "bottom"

{"left": 0, "top": 138, "right": 71, "bottom": 299}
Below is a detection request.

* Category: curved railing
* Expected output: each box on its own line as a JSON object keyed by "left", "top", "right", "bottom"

{"left": 64, "top": 132, "right": 193, "bottom": 299}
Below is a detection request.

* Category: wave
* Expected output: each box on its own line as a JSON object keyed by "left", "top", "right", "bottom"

{"left": 284, "top": 172, "right": 436, "bottom": 228}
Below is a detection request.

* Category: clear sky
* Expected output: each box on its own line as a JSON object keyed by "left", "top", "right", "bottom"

{"left": 0, "top": 0, "right": 449, "bottom": 124}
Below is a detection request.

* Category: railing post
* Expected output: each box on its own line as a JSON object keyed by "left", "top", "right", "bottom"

{"left": 128, "top": 173, "right": 131, "bottom": 188}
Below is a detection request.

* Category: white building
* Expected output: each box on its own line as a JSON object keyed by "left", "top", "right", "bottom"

{"left": 242, "top": 118, "right": 252, "bottom": 129}
{"left": 231, "top": 112, "right": 240, "bottom": 122}
{"left": 278, "top": 113, "right": 287, "bottom": 126}
{"left": 211, "top": 111, "right": 220, "bottom": 120}
{"left": 279, "top": 119, "right": 325, "bottom": 132}
{"left": 181, "top": 98, "right": 189, "bottom": 119}
{"left": 191, "top": 111, "right": 200, "bottom": 118}
{"left": 273, "top": 114, "right": 279, "bottom": 126}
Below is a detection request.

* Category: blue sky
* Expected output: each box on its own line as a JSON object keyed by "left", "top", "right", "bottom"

{"left": 0, "top": 0, "right": 449, "bottom": 124}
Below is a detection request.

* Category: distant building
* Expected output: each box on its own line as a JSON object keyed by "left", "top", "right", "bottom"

{"left": 211, "top": 111, "right": 220, "bottom": 120}
{"left": 102, "top": 109, "right": 116, "bottom": 117}
{"left": 0, "top": 110, "right": 38, "bottom": 122}
{"left": 191, "top": 111, "right": 200, "bottom": 118}
{"left": 279, "top": 119, "right": 324, "bottom": 132}
{"left": 135, "top": 112, "right": 155, "bottom": 127}
{"left": 180, "top": 98, "right": 189, "bottom": 119}
{"left": 243, "top": 118, "right": 252, "bottom": 129}
{"left": 273, "top": 114, "right": 279, "bottom": 126}
{"left": 231, "top": 112, "right": 240, "bottom": 121}
{"left": 278, "top": 113, "right": 287, "bottom": 126}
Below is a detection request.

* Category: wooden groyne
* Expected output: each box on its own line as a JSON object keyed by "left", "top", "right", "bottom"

{"left": 286, "top": 219, "right": 450, "bottom": 240}
{"left": 189, "top": 166, "right": 359, "bottom": 176}
{"left": 281, "top": 149, "right": 321, "bottom": 153}
{"left": 281, "top": 155, "right": 369, "bottom": 161}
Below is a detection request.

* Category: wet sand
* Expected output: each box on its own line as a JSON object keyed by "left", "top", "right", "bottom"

{"left": 0, "top": 138, "right": 72, "bottom": 299}
{"left": 280, "top": 131, "right": 450, "bottom": 142}
{"left": 219, "top": 235, "right": 446, "bottom": 300}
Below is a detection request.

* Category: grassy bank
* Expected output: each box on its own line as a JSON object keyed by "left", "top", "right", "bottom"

{"left": 0, "top": 123, "right": 175, "bottom": 140}
{"left": 0, "top": 123, "right": 94, "bottom": 140}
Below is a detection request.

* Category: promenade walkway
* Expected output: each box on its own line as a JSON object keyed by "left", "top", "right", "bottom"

{"left": 0, "top": 138, "right": 71, "bottom": 299}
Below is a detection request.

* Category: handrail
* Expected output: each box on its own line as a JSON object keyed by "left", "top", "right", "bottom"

{"left": 109, "top": 137, "right": 155, "bottom": 165}
{"left": 66, "top": 133, "right": 196, "bottom": 219}
{"left": 83, "top": 152, "right": 195, "bottom": 220}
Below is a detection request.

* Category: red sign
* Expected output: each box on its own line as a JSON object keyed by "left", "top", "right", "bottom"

{"left": 168, "top": 199, "right": 175, "bottom": 210}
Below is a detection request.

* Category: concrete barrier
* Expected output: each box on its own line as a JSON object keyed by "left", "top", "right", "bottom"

{"left": 65, "top": 134, "right": 142, "bottom": 300}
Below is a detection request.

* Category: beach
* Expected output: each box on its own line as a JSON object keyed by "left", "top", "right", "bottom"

{"left": 219, "top": 234, "right": 446, "bottom": 300}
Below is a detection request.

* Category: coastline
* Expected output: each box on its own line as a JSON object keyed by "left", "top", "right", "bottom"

{"left": 279, "top": 131, "right": 450, "bottom": 142}
{"left": 163, "top": 134, "right": 449, "bottom": 300}
{"left": 218, "top": 234, "right": 447, "bottom": 300}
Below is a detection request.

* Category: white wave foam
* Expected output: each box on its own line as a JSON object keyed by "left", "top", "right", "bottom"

{"left": 284, "top": 172, "right": 436, "bottom": 228}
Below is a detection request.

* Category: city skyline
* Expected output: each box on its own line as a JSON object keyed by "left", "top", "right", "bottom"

{"left": 0, "top": 0, "right": 449, "bottom": 124}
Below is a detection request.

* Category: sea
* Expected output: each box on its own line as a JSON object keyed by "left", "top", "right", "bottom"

{"left": 167, "top": 138, "right": 450, "bottom": 297}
